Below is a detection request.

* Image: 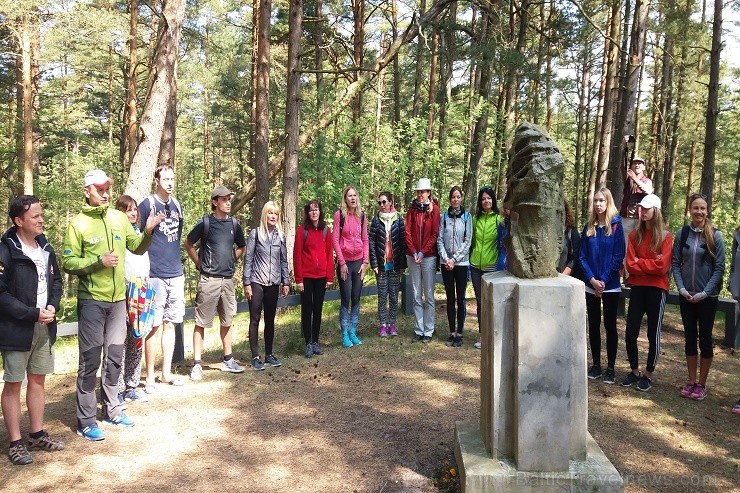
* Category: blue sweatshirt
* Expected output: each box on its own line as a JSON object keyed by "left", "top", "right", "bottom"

{"left": 578, "top": 216, "right": 625, "bottom": 292}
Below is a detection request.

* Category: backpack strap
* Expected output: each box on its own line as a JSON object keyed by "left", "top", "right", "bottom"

{"left": 201, "top": 215, "right": 210, "bottom": 245}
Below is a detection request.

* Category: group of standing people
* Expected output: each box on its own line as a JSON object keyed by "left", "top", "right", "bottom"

{"left": 578, "top": 156, "right": 733, "bottom": 405}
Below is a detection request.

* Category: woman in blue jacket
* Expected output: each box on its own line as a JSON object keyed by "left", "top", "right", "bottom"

{"left": 579, "top": 187, "right": 625, "bottom": 385}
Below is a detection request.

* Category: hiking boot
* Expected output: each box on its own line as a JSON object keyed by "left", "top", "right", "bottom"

{"left": 28, "top": 431, "right": 65, "bottom": 451}
{"left": 251, "top": 357, "right": 265, "bottom": 371}
{"left": 265, "top": 354, "right": 282, "bottom": 367}
{"left": 680, "top": 382, "right": 697, "bottom": 398}
{"left": 602, "top": 368, "right": 616, "bottom": 385}
{"left": 104, "top": 412, "right": 135, "bottom": 427}
{"left": 690, "top": 383, "right": 707, "bottom": 401}
{"left": 636, "top": 375, "right": 652, "bottom": 392}
{"left": 411, "top": 334, "right": 423, "bottom": 343}
{"left": 221, "top": 358, "right": 245, "bottom": 373}
{"left": 421, "top": 335, "right": 432, "bottom": 343}
{"left": 587, "top": 365, "right": 602, "bottom": 380}
{"left": 621, "top": 371, "right": 641, "bottom": 387}
{"left": 305, "top": 344, "right": 314, "bottom": 358}
{"left": 124, "top": 388, "right": 148, "bottom": 402}
{"left": 311, "top": 343, "right": 324, "bottom": 355}
{"left": 445, "top": 334, "right": 455, "bottom": 347}
{"left": 77, "top": 423, "right": 105, "bottom": 441}
{"left": 453, "top": 335, "right": 463, "bottom": 347}
{"left": 379, "top": 325, "right": 387, "bottom": 337}
{"left": 349, "top": 327, "right": 362, "bottom": 346}
{"left": 9, "top": 442, "right": 32, "bottom": 465}
{"left": 342, "top": 328, "right": 353, "bottom": 348}
{"left": 190, "top": 363, "right": 203, "bottom": 380}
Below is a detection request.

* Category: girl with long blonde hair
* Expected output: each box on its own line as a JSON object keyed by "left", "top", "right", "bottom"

{"left": 243, "top": 201, "right": 289, "bottom": 370}
{"left": 578, "top": 188, "right": 625, "bottom": 384}
{"left": 622, "top": 194, "right": 672, "bottom": 391}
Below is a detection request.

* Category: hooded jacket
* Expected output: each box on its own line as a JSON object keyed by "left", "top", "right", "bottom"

{"left": 293, "top": 224, "right": 335, "bottom": 283}
{"left": 369, "top": 211, "right": 407, "bottom": 272}
{"left": 578, "top": 216, "right": 625, "bottom": 292}
{"left": 671, "top": 224, "right": 726, "bottom": 297}
{"left": 62, "top": 203, "right": 152, "bottom": 302}
{"left": 0, "top": 228, "right": 63, "bottom": 351}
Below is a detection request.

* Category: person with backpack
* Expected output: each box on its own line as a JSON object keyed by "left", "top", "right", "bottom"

{"left": 437, "top": 186, "right": 472, "bottom": 347}
{"left": 184, "top": 186, "right": 247, "bottom": 379}
{"left": 293, "top": 200, "right": 334, "bottom": 358}
{"left": 243, "top": 201, "right": 290, "bottom": 370}
{"left": 621, "top": 194, "right": 672, "bottom": 392}
{"left": 332, "top": 185, "right": 369, "bottom": 347}
{"left": 114, "top": 195, "right": 157, "bottom": 403}
{"left": 369, "top": 192, "right": 406, "bottom": 338}
{"left": 579, "top": 187, "right": 625, "bottom": 385}
{"left": 672, "top": 193, "right": 726, "bottom": 401}
{"left": 406, "top": 178, "right": 441, "bottom": 343}
{"left": 1, "top": 195, "right": 64, "bottom": 464}
{"left": 469, "top": 186, "right": 505, "bottom": 349}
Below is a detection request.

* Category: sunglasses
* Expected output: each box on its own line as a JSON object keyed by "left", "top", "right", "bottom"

{"left": 164, "top": 202, "right": 171, "bottom": 218}
{"left": 688, "top": 193, "right": 708, "bottom": 201}
{"left": 377, "top": 200, "right": 388, "bottom": 206}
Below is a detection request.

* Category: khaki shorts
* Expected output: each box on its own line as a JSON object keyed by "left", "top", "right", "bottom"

{"left": 2, "top": 323, "right": 55, "bottom": 382}
{"left": 194, "top": 274, "right": 237, "bottom": 328}
{"left": 151, "top": 275, "right": 186, "bottom": 325}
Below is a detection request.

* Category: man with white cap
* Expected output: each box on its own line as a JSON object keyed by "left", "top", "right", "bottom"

{"left": 620, "top": 156, "right": 654, "bottom": 246}
{"left": 62, "top": 169, "right": 164, "bottom": 441}
{"left": 184, "top": 185, "right": 246, "bottom": 379}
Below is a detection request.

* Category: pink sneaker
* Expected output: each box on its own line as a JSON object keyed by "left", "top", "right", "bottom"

{"left": 379, "top": 325, "right": 387, "bottom": 337}
{"left": 679, "top": 382, "right": 696, "bottom": 398}
{"left": 690, "top": 384, "right": 707, "bottom": 401}
{"left": 389, "top": 324, "right": 398, "bottom": 336}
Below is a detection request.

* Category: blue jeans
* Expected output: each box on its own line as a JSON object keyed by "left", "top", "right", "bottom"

{"left": 407, "top": 255, "right": 437, "bottom": 336}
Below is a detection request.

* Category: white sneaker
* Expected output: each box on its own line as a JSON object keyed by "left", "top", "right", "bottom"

{"left": 190, "top": 363, "right": 203, "bottom": 380}
{"left": 220, "top": 358, "right": 245, "bottom": 373}
{"left": 474, "top": 340, "right": 482, "bottom": 349}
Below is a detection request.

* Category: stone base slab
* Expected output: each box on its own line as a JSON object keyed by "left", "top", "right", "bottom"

{"left": 454, "top": 421, "right": 623, "bottom": 493}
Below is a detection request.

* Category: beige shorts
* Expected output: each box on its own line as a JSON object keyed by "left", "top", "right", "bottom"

{"left": 2, "top": 323, "right": 55, "bottom": 382}
{"left": 194, "top": 274, "right": 237, "bottom": 328}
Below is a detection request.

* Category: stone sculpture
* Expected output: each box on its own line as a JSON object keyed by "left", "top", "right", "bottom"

{"left": 502, "top": 122, "right": 564, "bottom": 279}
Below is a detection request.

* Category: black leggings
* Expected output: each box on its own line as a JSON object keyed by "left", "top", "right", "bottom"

{"left": 442, "top": 265, "right": 468, "bottom": 333}
{"left": 248, "top": 283, "right": 279, "bottom": 358}
{"left": 585, "top": 291, "right": 620, "bottom": 369}
{"left": 301, "top": 278, "right": 327, "bottom": 345}
{"left": 625, "top": 286, "right": 666, "bottom": 373}
{"left": 679, "top": 296, "right": 717, "bottom": 359}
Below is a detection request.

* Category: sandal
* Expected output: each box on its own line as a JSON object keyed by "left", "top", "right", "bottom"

{"left": 159, "top": 376, "right": 185, "bottom": 386}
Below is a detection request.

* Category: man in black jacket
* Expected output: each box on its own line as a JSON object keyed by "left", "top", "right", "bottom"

{"left": 0, "top": 195, "right": 64, "bottom": 465}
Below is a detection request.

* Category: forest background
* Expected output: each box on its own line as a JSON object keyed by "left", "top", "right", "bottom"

{"left": 1, "top": 0, "right": 740, "bottom": 319}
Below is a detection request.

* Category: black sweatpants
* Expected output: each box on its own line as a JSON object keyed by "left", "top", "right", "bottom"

{"left": 301, "top": 278, "right": 327, "bottom": 345}
{"left": 248, "top": 283, "right": 279, "bottom": 358}
{"left": 625, "top": 285, "right": 666, "bottom": 373}
{"left": 442, "top": 265, "right": 468, "bottom": 333}
{"left": 585, "top": 291, "right": 620, "bottom": 369}
{"left": 679, "top": 296, "right": 718, "bottom": 359}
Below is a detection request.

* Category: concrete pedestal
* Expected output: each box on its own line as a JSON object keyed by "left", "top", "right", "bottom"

{"left": 456, "top": 272, "right": 622, "bottom": 492}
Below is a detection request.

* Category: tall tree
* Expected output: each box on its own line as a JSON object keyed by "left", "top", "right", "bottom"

{"left": 701, "top": 0, "right": 722, "bottom": 210}
{"left": 252, "top": 0, "right": 272, "bottom": 226}
{"left": 283, "top": 0, "right": 303, "bottom": 270}
{"left": 125, "top": 0, "right": 186, "bottom": 200}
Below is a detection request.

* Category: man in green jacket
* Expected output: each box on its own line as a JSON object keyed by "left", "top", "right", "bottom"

{"left": 62, "top": 169, "right": 163, "bottom": 441}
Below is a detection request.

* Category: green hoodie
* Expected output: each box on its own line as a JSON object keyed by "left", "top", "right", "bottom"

{"left": 62, "top": 204, "right": 152, "bottom": 302}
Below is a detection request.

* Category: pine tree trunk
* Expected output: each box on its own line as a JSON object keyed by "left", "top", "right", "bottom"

{"left": 701, "top": 0, "right": 722, "bottom": 210}
{"left": 252, "top": 0, "right": 272, "bottom": 227}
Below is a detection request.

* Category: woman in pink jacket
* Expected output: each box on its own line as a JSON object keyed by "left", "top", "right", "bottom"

{"left": 332, "top": 185, "right": 369, "bottom": 347}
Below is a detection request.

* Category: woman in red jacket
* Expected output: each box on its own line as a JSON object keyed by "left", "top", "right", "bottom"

{"left": 622, "top": 194, "right": 673, "bottom": 392}
{"left": 293, "top": 200, "right": 334, "bottom": 358}
{"left": 405, "top": 178, "right": 441, "bottom": 342}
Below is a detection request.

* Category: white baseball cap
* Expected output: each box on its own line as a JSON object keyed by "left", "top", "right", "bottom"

{"left": 638, "top": 194, "right": 661, "bottom": 209}
{"left": 83, "top": 169, "right": 113, "bottom": 188}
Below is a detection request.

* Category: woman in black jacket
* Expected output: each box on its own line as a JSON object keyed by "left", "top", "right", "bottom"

{"left": 369, "top": 192, "right": 407, "bottom": 337}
